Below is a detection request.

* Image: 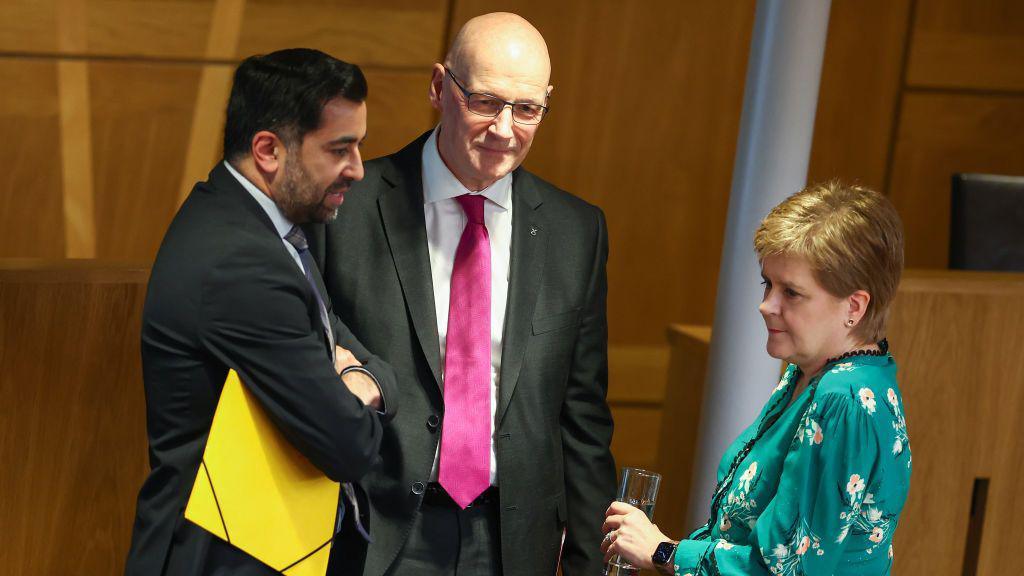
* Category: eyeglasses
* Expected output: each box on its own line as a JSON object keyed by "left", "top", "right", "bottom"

{"left": 445, "top": 68, "right": 549, "bottom": 125}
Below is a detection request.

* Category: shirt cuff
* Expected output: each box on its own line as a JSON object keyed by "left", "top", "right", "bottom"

{"left": 673, "top": 539, "right": 715, "bottom": 576}
{"left": 340, "top": 366, "right": 387, "bottom": 416}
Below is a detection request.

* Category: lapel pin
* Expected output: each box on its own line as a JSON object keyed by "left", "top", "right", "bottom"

{"left": 530, "top": 226, "right": 538, "bottom": 236}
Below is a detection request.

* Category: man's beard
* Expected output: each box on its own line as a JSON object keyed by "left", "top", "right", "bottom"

{"left": 274, "top": 157, "right": 341, "bottom": 224}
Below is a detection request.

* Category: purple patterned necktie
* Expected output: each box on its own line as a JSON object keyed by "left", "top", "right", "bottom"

{"left": 284, "top": 226, "right": 369, "bottom": 541}
{"left": 284, "top": 226, "right": 335, "bottom": 363}
{"left": 438, "top": 194, "right": 491, "bottom": 509}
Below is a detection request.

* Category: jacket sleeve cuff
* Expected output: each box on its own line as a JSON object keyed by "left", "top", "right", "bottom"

{"left": 340, "top": 366, "right": 387, "bottom": 416}
{"left": 673, "top": 539, "right": 714, "bottom": 575}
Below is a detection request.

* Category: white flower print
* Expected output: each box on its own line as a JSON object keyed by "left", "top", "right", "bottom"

{"left": 846, "top": 474, "right": 866, "bottom": 498}
{"left": 716, "top": 540, "right": 735, "bottom": 551}
{"left": 840, "top": 487, "right": 897, "bottom": 555}
{"left": 858, "top": 388, "right": 876, "bottom": 413}
{"left": 885, "top": 388, "right": 911, "bottom": 462}
{"left": 831, "top": 362, "right": 856, "bottom": 373}
{"left": 770, "top": 519, "right": 822, "bottom": 575}
{"left": 866, "top": 507, "right": 883, "bottom": 523}
{"left": 738, "top": 461, "right": 758, "bottom": 492}
{"left": 720, "top": 461, "right": 762, "bottom": 535}
{"left": 806, "top": 419, "right": 823, "bottom": 445}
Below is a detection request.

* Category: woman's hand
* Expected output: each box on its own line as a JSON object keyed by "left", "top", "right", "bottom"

{"left": 602, "top": 501, "right": 673, "bottom": 572}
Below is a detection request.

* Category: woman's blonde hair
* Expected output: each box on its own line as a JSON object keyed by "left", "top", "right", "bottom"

{"left": 753, "top": 180, "right": 905, "bottom": 342}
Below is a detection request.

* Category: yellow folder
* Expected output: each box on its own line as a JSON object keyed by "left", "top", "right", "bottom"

{"left": 185, "top": 370, "right": 339, "bottom": 575}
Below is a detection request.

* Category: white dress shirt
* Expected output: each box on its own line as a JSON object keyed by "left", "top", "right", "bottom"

{"left": 422, "top": 129, "right": 512, "bottom": 486}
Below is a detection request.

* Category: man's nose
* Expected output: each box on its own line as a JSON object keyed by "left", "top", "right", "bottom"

{"left": 346, "top": 147, "right": 365, "bottom": 181}
{"left": 489, "top": 106, "right": 515, "bottom": 139}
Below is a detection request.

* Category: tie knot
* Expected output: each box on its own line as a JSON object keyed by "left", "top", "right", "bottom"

{"left": 284, "top": 225, "right": 309, "bottom": 253}
{"left": 456, "top": 194, "right": 486, "bottom": 225}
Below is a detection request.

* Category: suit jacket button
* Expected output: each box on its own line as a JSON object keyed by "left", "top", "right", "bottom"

{"left": 411, "top": 481, "right": 425, "bottom": 495}
{"left": 426, "top": 414, "right": 440, "bottom": 431}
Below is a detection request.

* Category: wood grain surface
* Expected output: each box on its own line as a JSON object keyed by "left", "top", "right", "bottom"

{"left": 0, "top": 260, "right": 149, "bottom": 575}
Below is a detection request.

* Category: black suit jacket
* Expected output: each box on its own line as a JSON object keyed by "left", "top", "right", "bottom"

{"left": 125, "top": 163, "right": 397, "bottom": 576}
{"left": 307, "top": 132, "right": 616, "bottom": 576}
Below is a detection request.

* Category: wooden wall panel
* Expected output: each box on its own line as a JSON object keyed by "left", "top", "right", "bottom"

{"left": 610, "top": 406, "right": 662, "bottom": 472}
{"left": 238, "top": 1, "right": 448, "bottom": 67}
{"left": 0, "top": 59, "right": 65, "bottom": 259}
{"left": 0, "top": 1, "right": 59, "bottom": 54}
{"left": 90, "top": 62, "right": 201, "bottom": 260}
{"left": 0, "top": 1, "right": 449, "bottom": 67}
{"left": 807, "top": 0, "right": 912, "bottom": 191}
{"left": 361, "top": 70, "right": 438, "bottom": 161}
{"left": 449, "top": 0, "right": 757, "bottom": 345}
{"left": 85, "top": 0, "right": 215, "bottom": 59}
{"left": 0, "top": 261, "right": 149, "bottom": 575}
{"left": 887, "top": 92, "right": 1024, "bottom": 268}
{"left": 607, "top": 345, "right": 669, "bottom": 404}
{"left": 907, "top": 0, "right": 1024, "bottom": 91}
{"left": 0, "top": 1, "right": 445, "bottom": 261}
{"left": 656, "top": 325, "right": 710, "bottom": 541}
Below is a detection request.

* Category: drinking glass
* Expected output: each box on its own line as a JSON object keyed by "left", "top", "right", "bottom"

{"left": 604, "top": 467, "right": 662, "bottom": 576}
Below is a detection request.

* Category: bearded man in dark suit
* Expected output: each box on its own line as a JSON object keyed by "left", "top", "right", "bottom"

{"left": 307, "top": 13, "right": 616, "bottom": 576}
{"left": 125, "top": 49, "right": 396, "bottom": 576}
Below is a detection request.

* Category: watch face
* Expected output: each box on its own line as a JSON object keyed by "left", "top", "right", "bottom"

{"left": 653, "top": 541, "right": 676, "bottom": 565}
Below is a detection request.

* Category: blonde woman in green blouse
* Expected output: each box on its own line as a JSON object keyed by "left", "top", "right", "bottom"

{"left": 602, "top": 181, "right": 910, "bottom": 575}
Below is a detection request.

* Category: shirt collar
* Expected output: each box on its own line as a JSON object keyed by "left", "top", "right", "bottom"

{"left": 223, "top": 160, "right": 296, "bottom": 239}
{"left": 421, "top": 127, "right": 512, "bottom": 211}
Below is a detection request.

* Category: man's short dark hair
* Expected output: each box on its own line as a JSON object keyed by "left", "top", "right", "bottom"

{"left": 223, "top": 48, "right": 367, "bottom": 161}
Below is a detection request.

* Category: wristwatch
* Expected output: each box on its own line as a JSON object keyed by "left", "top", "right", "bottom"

{"left": 652, "top": 540, "right": 678, "bottom": 568}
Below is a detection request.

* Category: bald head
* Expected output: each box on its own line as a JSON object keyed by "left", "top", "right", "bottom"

{"left": 446, "top": 12, "right": 551, "bottom": 88}
{"left": 429, "top": 12, "right": 552, "bottom": 191}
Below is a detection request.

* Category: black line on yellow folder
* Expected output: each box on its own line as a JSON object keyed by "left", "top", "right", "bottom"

{"left": 281, "top": 537, "right": 333, "bottom": 573}
{"left": 202, "top": 459, "right": 230, "bottom": 543}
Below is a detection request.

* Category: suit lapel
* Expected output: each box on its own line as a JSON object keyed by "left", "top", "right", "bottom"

{"left": 377, "top": 140, "right": 444, "bottom": 390}
{"left": 497, "top": 169, "right": 546, "bottom": 427}
{"left": 211, "top": 162, "right": 335, "bottom": 358}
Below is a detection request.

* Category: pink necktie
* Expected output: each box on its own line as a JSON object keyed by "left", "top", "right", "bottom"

{"left": 438, "top": 194, "right": 491, "bottom": 509}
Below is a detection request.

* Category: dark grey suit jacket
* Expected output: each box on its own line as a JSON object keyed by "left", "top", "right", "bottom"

{"left": 125, "top": 163, "right": 397, "bottom": 576}
{"left": 307, "top": 132, "right": 616, "bottom": 576}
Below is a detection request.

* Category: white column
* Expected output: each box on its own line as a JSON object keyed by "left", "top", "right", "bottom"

{"left": 685, "top": 0, "right": 832, "bottom": 528}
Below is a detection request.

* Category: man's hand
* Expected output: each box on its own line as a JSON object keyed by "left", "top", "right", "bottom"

{"left": 341, "top": 369, "right": 383, "bottom": 411}
{"left": 335, "top": 345, "right": 361, "bottom": 374}
{"left": 335, "top": 345, "right": 382, "bottom": 411}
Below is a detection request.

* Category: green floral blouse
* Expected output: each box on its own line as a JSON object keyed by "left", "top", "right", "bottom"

{"left": 674, "top": 350, "right": 911, "bottom": 575}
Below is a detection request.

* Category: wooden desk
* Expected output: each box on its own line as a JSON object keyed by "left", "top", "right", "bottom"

{"left": 0, "top": 260, "right": 149, "bottom": 574}
{"left": 887, "top": 270, "right": 1024, "bottom": 575}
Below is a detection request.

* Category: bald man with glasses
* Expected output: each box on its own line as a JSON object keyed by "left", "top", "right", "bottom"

{"left": 307, "top": 13, "right": 615, "bottom": 576}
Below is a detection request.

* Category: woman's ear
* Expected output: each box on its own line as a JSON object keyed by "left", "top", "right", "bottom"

{"left": 847, "top": 290, "right": 872, "bottom": 326}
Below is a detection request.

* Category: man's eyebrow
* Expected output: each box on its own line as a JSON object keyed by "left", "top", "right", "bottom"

{"left": 326, "top": 135, "right": 361, "bottom": 146}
